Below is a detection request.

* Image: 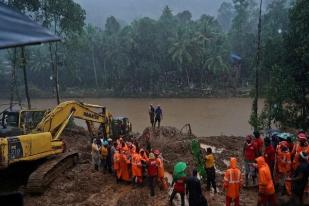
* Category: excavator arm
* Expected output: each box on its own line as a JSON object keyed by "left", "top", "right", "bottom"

{"left": 35, "top": 101, "right": 110, "bottom": 140}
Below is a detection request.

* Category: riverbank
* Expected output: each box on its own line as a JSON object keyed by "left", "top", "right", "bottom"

{"left": 0, "top": 97, "right": 260, "bottom": 137}
{"left": 0, "top": 87, "right": 252, "bottom": 99}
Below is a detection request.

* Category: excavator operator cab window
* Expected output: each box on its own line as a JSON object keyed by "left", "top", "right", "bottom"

{"left": 1, "top": 111, "right": 19, "bottom": 128}
{"left": 20, "top": 111, "right": 46, "bottom": 132}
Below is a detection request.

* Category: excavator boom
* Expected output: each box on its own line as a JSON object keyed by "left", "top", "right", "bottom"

{"left": 35, "top": 101, "right": 109, "bottom": 139}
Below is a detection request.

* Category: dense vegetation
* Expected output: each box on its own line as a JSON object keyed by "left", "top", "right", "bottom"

{"left": 0, "top": 0, "right": 308, "bottom": 130}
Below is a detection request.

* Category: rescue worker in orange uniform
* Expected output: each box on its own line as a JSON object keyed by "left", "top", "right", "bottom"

{"left": 121, "top": 141, "right": 129, "bottom": 153}
{"left": 119, "top": 150, "right": 131, "bottom": 182}
{"left": 131, "top": 148, "right": 143, "bottom": 184}
{"left": 140, "top": 149, "right": 149, "bottom": 179}
{"left": 223, "top": 157, "right": 242, "bottom": 206}
{"left": 292, "top": 133, "right": 309, "bottom": 170}
{"left": 113, "top": 149, "right": 121, "bottom": 183}
{"left": 154, "top": 149, "right": 166, "bottom": 190}
{"left": 256, "top": 156, "right": 276, "bottom": 206}
{"left": 275, "top": 141, "right": 291, "bottom": 194}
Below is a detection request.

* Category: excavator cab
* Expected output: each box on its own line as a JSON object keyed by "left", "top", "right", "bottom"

{"left": 111, "top": 116, "right": 132, "bottom": 138}
{"left": 0, "top": 110, "right": 46, "bottom": 137}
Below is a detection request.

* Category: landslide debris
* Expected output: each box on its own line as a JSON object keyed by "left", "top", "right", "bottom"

{"left": 24, "top": 126, "right": 260, "bottom": 206}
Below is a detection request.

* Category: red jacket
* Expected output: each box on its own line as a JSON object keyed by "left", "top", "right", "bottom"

{"left": 264, "top": 145, "right": 275, "bottom": 166}
{"left": 174, "top": 177, "right": 186, "bottom": 193}
{"left": 147, "top": 159, "right": 158, "bottom": 176}
{"left": 244, "top": 143, "right": 256, "bottom": 161}
{"left": 254, "top": 138, "right": 263, "bottom": 155}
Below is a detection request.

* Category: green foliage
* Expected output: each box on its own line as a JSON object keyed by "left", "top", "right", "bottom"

{"left": 3, "top": 1, "right": 308, "bottom": 132}
{"left": 217, "top": 2, "right": 234, "bottom": 32}
{"left": 105, "top": 16, "right": 120, "bottom": 35}
{"left": 257, "top": 0, "right": 309, "bottom": 130}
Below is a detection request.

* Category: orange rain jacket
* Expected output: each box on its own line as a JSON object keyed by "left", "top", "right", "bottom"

{"left": 256, "top": 156, "right": 275, "bottom": 195}
{"left": 140, "top": 149, "right": 149, "bottom": 162}
{"left": 291, "top": 142, "right": 309, "bottom": 157}
{"left": 119, "top": 152, "right": 131, "bottom": 181}
{"left": 156, "top": 157, "right": 165, "bottom": 178}
{"left": 223, "top": 157, "right": 242, "bottom": 199}
{"left": 276, "top": 148, "right": 291, "bottom": 174}
{"left": 292, "top": 144, "right": 309, "bottom": 169}
{"left": 132, "top": 152, "right": 142, "bottom": 177}
{"left": 113, "top": 151, "right": 121, "bottom": 178}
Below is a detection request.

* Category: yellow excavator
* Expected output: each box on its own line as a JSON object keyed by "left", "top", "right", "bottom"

{"left": 0, "top": 101, "right": 131, "bottom": 193}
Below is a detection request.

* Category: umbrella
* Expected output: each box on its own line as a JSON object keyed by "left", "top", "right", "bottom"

{"left": 278, "top": 133, "right": 296, "bottom": 142}
{"left": 173, "top": 162, "right": 187, "bottom": 180}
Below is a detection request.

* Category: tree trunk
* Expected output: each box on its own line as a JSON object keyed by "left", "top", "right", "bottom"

{"left": 49, "top": 43, "right": 60, "bottom": 105}
{"left": 185, "top": 66, "right": 190, "bottom": 88}
{"left": 54, "top": 43, "right": 60, "bottom": 104}
{"left": 51, "top": 16, "right": 60, "bottom": 105}
{"left": 21, "top": 47, "right": 31, "bottom": 109}
{"left": 252, "top": 0, "right": 263, "bottom": 130}
{"left": 91, "top": 46, "right": 99, "bottom": 89}
{"left": 9, "top": 48, "right": 17, "bottom": 111}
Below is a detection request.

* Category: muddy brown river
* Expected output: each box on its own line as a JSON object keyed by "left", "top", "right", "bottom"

{"left": 0, "top": 98, "right": 263, "bottom": 136}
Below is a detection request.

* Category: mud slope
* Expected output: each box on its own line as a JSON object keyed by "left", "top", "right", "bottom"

{"left": 26, "top": 126, "right": 300, "bottom": 206}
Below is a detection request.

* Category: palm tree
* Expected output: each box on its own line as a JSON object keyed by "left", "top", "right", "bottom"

{"left": 168, "top": 32, "right": 193, "bottom": 88}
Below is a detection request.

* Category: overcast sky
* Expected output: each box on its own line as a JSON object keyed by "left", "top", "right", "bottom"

{"left": 75, "top": 0, "right": 230, "bottom": 27}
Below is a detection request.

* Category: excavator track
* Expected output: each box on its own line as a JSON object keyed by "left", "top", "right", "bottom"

{"left": 26, "top": 151, "right": 79, "bottom": 194}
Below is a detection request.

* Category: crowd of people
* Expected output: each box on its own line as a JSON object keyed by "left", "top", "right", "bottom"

{"left": 90, "top": 123, "right": 308, "bottom": 206}
{"left": 90, "top": 132, "right": 208, "bottom": 206}
{"left": 91, "top": 135, "right": 168, "bottom": 194}
{"left": 228, "top": 130, "right": 309, "bottom": 206}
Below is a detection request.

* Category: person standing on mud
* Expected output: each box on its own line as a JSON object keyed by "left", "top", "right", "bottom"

{"left": 263, "top": 138, "right": 275, "bottom": 178}
{"left": 154, "top": 105, "right": 163, "bottom": 128}
{"left": 91, "top": 138, "right": 101, "bottom": 171}
{"left": 170, "top": 174, "right": 186, "bottom": 206}
{"left": 223, "top": 157, "right": 242, "bottom": 206}
{"left": 106, "top": 138, "right": 113, "bottom": 173}
{"left": 291, "top": 152, "right": 309, "bottom": 205}
{"left": 147, "top": 153, "right": 158, "bottom": 196}
{"left": 186, "top": 169, "right": 208, "bottom": 206}
{"left": 204, "top": 148, "right": 217, "bottom": 193}
{"left": 255, "top": 156, "right": 276, "bottom": 206}
{"left": 243, "top": 135, "right": 257, "bottom": 186}
{"left": 253, "top": 131, "right": 264, "bottom": 157}
{"left": 100, "top": 141, "right": 108, "bottom": 173}
{"left": 149, "top": 104, "right": 155, "bottom": 127}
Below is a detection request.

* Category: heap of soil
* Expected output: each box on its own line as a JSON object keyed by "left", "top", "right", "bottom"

{"left": 23, "top": 126, "right": 260, "bottom": 206}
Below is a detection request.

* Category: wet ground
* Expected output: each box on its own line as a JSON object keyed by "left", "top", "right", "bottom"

{"left": 1, "top": 126, "right": 308, "bottom": 205}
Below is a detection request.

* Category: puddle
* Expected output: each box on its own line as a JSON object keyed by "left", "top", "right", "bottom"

{"left": 200, "top": 143, "right": 224, "bottom": 153}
